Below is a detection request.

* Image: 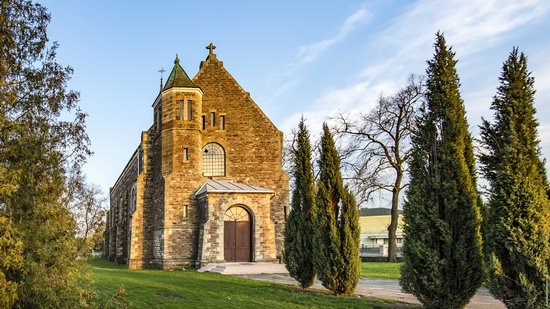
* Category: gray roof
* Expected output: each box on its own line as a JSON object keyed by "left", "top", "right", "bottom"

{"left": 359, "top": 207, "right": 403, "bottom": 217}
{"left": 195, "top": 180, "right": 274, "bottom": 196}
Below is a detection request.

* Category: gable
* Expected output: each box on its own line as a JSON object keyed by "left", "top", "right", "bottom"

{"left": 192, "top": 56, "right": 281, "bottom": 135}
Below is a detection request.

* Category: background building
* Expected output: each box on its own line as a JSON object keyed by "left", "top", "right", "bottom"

{"left": 359, "top": 207, "right": 403, "bottom": 258}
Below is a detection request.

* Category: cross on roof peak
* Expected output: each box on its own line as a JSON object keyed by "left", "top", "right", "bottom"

{"left": 157, "top": 67, "right": 166, "bottom": 92}
{"left": 206, "top": 43, "right": 216, "bottom": 55}
{"left": 158, "top": 67, "right": 166, "bottom": 77}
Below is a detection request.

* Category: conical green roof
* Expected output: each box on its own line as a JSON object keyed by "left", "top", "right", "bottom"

{"left": 162, "top": 54, "right": 198, "bottom": 90}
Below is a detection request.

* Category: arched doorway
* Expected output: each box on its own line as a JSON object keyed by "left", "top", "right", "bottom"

{"left": 224, "top": 206, "right": 251, "bottom": 262}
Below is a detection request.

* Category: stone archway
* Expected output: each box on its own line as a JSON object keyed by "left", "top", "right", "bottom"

{"left": 223, "top": 206, "right": 252, "bottom": 262}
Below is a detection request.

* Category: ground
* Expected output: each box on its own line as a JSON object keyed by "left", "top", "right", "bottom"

{"left": 361, "top": 262, "right": 401, "bottom": 279}
{"left": 89, "top": 258, "right": 415, "bottom": 308}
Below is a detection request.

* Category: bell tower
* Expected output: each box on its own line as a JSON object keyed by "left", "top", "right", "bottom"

{"left": 154, "top": 53, "right": 204, "bottom": 268}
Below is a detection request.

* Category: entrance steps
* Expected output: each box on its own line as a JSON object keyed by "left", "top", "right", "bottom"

{"left": 198, "top": 262, "right": 289, "bottom": 275}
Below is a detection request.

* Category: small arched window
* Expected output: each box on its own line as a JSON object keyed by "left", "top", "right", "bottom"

{"left": 202, "top": 143, "right": 225, "bottom": 177}
{"left": 224, "top": 206, "right": 250, "bottom": 222}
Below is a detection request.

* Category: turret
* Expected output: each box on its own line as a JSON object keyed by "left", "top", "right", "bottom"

{"left": 152, "top": 54, "right": 203, "bottom": 175}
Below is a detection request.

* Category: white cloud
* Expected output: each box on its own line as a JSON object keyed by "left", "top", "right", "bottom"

{"left": 534, "top": 60, "right": 550, "bottom": 99}
{"left": 534, "top": 61, "right": 550, "bottom": 169}
{"left": 281, "top": 0, "right": 549, "bottom": 136}
{"left": 280, "top": 80, "right": 398, "bottom": 135}
{"left": 539, "top": 125, "right": 550, "bottom": 146}
{"left": 538, "top": 124, "right": 550, "bottom": 171}
{"left": 294, "top": 9, "right": 369, "bottom": 66}
{"left": 380, "top": 0, "right": 549, "bottom": 56}
{"left": 265, "top": 9, "right": 370, "bottom": 103}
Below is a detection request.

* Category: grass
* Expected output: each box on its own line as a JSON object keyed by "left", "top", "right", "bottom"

{"left": 361, "top": 262, "right": 402, "bottom": 280}
{"left": 89, "top": 258, "right": 414, "bottom": 308}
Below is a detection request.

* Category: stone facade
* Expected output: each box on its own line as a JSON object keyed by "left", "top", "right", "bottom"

{"left": 103, "top": 46, "right": 289, "bottom": 269}
{"left": 196, "top": 191, "right": 277, "bottom": 263}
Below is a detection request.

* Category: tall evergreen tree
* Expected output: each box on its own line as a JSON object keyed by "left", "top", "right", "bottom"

{"left": 314, "top": 123, "right": 360, "bottom": 295}
{"left": 400, "top": 32, "right": 483, "bottom": 309}
{"left": 480, "top": 48, "right": 550, "bottom": 309}
{"left": 338, "top": 186, "right": 361, "bottom": 294}
{"left": 284, "top": 117, "right": 317, "bottom": 289}
{"left": 0, "top": 0, "right": 92, "bottom": 306}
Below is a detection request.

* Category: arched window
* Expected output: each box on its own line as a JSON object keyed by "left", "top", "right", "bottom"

{"left": 224, "top": 206, "right": 250, "bottom": 222}
{"left": 202, "top": 143, "right": 225, "bottom": 177}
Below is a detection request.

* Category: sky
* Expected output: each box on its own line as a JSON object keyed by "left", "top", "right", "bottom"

{"left": 39, "top": 0, "right": 550, "bottom": 199}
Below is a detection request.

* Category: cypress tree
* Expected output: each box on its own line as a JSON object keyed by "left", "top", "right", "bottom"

{"left": 314, "top": 123, "right": 360, "bottom": 295}
{"left": 480, "top": 48, "right": 550, "bottom": 309}
{"left": 284, "top": 117, "right": 317, "bottom": 289}
{"left": 400, "top": 32, "right": 483, "bottom": 309}
{"left": 338, "top": 186, "right": 361, "bottom": 294}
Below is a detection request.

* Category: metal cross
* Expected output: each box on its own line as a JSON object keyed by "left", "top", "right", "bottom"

{"left": 158, "top": 67, "right": 166, "bottom": 79}
{"left": 206, "top": 43, "right": 216, "bottom": 55}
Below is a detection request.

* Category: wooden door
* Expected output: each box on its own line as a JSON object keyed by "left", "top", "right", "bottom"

{"left": 236, "top": 221, "right": 251, "bottom": 261}
{"left": 224, "top": 221, "right": 237, "bottom": 262}
{"left": 223, "top": 207, "right": 251, "bottom": 262}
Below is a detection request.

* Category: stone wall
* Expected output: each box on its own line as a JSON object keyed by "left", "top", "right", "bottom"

{"left": 108, "top": 149, "right": 138, "bottom": 264}
{"left": 128, "top": 132, "right": 149, "bottom": 269}
{"left": 197, "top": 192, "right": 277, "bottom": 265}
{"left": 108, "top": 49, "right": 289, "bottom": 269}
{"left": 192, "top": 54, "right": 289, "bottom": 259}
{"left": 157, "top": 88, "right": 204, "bottom": 269}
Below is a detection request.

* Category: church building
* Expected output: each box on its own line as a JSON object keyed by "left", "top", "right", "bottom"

{"left": 103, "top": 44, "right": 289, "bottom": 269}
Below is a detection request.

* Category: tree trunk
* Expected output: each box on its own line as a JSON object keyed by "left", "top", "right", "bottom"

{"left": 387, "top": 170, "right": 402, "bottom": 262}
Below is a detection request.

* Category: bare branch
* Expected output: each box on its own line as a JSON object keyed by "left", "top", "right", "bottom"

{"left": 332, "top": 74, "right": 425, "bottom": 261}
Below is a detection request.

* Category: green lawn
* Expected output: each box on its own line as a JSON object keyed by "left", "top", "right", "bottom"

{"left": 89, "top": 258, "right": 413, "bottom": 308}
{"left": 361, "top": 262, "right": 402, "bottom": 279}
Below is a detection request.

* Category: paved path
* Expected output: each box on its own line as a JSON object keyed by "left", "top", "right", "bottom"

{"left": 198, "top": 262, "right": 288, "bottom": 274}
{"left": 238, "top": 274, "right": 505, "bottom": 309}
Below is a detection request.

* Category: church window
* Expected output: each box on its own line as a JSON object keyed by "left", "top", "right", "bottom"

{"left": 182, "top": 205, "right": 188, "bottom": 218}
{"left": 210, "top": 112, "right": 216, "bottom": 127}
{"left": 224, "top": 206, "right": 249, "bottom": 221}
{"left": 130, "top": 183, "right": 137, "bottom": 214}
{"left": 220, "top": 115, "right": 225, "bottom": 130}
{"left": 138, "top": 149, "right": 144, "bottom": 173}
{"left": 202, "top": 143, "right": 225, "bottom": 177}
{"left": 178, "top": 100, "right": 184, "bottom": 120}
{"left": 183, "top": 148, "right": 189, "bottom": 161}
{"left": 201, "top": 115, "right": 206, "bottom": 130}
{"left": 187, "top": 100, "right": 193, "bottom": 120}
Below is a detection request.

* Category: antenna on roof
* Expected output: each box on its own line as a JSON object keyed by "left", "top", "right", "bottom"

{"left": 158, "top": 67, "right": 166, "bottom": 92}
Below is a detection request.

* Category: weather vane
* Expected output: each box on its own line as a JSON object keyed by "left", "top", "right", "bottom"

{"left": 158, "top": 67, "right": 166, "bottom": 91}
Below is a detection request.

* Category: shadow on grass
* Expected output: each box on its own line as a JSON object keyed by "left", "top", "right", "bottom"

{"left": 88, "top": 257, "right": 417, "bottom": 309}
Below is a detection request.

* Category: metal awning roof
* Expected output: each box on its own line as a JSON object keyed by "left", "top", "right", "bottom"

{"left": 195, "top": 179, "right": 274, "bottom": 196}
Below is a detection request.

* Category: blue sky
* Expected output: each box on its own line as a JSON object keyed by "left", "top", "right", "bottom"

{"left": 39, "top": 0, "right": 550, "bottom": 197}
